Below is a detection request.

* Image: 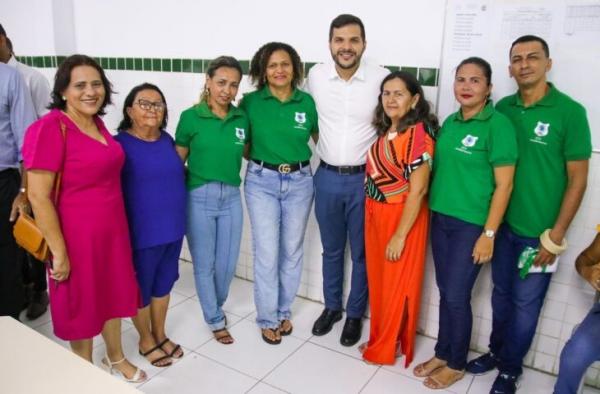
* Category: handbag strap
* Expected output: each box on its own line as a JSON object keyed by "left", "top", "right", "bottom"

{"left": 52, "top": 121, "right": 67, "bottom": 204}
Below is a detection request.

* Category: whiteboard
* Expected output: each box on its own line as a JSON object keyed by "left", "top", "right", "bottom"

{"left": 437, "top": 0, "right": 600, "bottom": 150}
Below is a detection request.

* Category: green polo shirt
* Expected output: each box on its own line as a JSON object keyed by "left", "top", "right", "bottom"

{"left": 497, "top": 83, "right": 592, "bottom": 237}
{"left": 239, "top": 87, "right": 318, "bottom": 164}
{"left": 175, "top": 102, "right": 249, "bottom": 190}
{"left": 430, "top": 101, "right": 518, "bottom": 226}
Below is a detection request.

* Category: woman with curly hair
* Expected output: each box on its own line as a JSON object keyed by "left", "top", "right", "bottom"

{"left": 240, "top": 42, "right": 318, "bottom": 345}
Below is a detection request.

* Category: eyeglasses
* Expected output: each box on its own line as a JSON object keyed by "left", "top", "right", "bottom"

{"left": 136, "top": 99, "right": 166, "bottom": 112}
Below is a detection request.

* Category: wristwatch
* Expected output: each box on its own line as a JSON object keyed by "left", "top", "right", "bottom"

{"left": 483, "top": 229, "right": 495, "bottom": 238}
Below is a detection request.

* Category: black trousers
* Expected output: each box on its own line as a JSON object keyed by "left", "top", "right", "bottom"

{"left": 0, "top": 168, "right": 25, "bottom": 319}
{"left": 22, "top": 249, "right": 47, "bottom": 292}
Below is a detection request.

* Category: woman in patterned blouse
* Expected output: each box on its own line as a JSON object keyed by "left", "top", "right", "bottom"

{"left": 359, "top": 71, "right": 438, "bottom": 368}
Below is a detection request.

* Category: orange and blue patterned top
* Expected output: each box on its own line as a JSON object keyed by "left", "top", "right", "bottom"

{"left": 365, "top": 122, "right": 434, "bottom": 204}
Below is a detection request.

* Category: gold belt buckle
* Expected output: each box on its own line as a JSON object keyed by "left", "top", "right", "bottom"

{"left": 278, "top": 163, "right": 291, "bottom": 174}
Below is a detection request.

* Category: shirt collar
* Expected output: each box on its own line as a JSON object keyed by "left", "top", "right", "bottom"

{"left": 258, "top": 86, "right": 302, "bottom": 103}
{"left": 327, "top": 61, "right": 366, "bottom": 82}
{"left": 7, "top": 55, "right": 18, "bottom": 67}
{"left": 454, "top": 100, "right": 494, "bottom": 122}
{"left": 194, "top": 101, "right": 242, "bottom": 121}
{"left": 513, "top": 82, "right": 558, "bottom": 108}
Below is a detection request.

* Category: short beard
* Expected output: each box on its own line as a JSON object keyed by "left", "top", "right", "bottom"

{"left": 331, "top": 51, "right": 362, "bottom": 70}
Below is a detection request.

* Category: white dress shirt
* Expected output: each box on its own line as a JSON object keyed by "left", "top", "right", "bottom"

{"left": 307, "top": 60, "right": 388, "bottom": 166}
{"left": 8, "top": 55, "right": 51, "bottom": 119}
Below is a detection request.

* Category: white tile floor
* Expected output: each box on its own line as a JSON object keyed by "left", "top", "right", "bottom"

{"left": 22, "top": 263, "right": 600, "bottom": 394}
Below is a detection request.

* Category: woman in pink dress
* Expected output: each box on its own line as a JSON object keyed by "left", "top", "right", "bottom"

{"left": 23, "top": 55, "right": 146, "bottom": 383}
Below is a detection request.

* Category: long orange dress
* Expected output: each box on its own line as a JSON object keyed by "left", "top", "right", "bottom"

{"left": 362, "top": 122, "right": 434, "bottom": 366}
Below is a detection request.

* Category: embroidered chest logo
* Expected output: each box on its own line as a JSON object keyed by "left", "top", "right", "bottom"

{"left": 294, "top": 112, "right": 307, "bottom": 130}
{"left": 530, "top": 121, "right": 550, "bottom": 145}
{"left": 235, "top": 128, "right": 245, "bottom": 145}
{"left": 455, "top": 134, "right": 478, "bottom": 155}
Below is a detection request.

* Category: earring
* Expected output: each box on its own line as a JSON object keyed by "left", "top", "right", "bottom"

{"left": 62, "top": 96, "right": 66, "bottom": 101}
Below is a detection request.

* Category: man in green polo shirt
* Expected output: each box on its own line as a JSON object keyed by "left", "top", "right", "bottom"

{"left": 466, "top": 35, "right": 592, "bottom": 394}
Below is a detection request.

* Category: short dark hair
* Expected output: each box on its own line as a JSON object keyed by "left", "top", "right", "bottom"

{"left": 329, "top": 14, "right": 365, "bottom": 42}
{"left": 456, "top": 56, "right": 492, "bottom": 85}
{"left": 510, "top": 35, "right": 550, "bottom": 58}
{"left": 118, "top": 83, "right": 168, "bottom": 131}
{"left": 248, "top": 42, "right": 303, "bottom": 90}
{"left": 0, "top": 24, "right": 6, "bottom": 36}
{"left": 49, "top": 54, "right": 114, "bottom": 116}
{"left": 373, "top": 71, "right": 439, "bottom": 137}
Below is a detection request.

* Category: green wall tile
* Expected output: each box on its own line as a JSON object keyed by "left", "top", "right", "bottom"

{"left": 401, "top": 66, "right": 418, "bottom": 77}
{"left": 192, "top": 59, "right": 202, "bottom": 73}
{"left": 33, "top": 56, "right": 44, "bottom": 67}
{"left": 418, "top": 67, "right": 438, "bottom": 87}
{"left": 239, "top": 60, "right": 249, "bottom": 74}
{"left": 108, "top": 58, "right": 116, "bottom": 69}
{"left": 134, "top": 58, "right": 143, "bottom": 71}
{"left": 162, "top": 59, "right": 171, "bottom": 72}
{"left": 182, "top": 59, "right": 192, "bottom": 73}
{"left": 126, "top": 58, "right": 134, "bottom": 70}
{"left": 304, "top": 62, "right": 317, "bottom": 75}
{"left": 117, "top": 58, "right": 125, "bottom": 70}
{"left": 52, "top": 56, "right": 57, "bottom": 67}
{"left": 99, "top": 57, "right": 107, "bottom": 69}
{"left": 152, "top": 58, "right": 161, "bottom": 71}
{"left": 143, "top": 58, "right": 152, "bottom": 71}
{"left": 172, "top": 59, "right": 182, "bottom": 72}
{"left": 385, "top": 65, "right": 400, "bottom": 72}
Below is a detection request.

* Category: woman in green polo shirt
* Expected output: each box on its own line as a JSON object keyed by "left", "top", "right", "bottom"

{"left": 414, "top": 57, "right": 517, "bottom": 390}
{"left": 240, "top": 42, "right": 318, "bottom": 345}
{"left": 174, "top": 56, "right": 249, "bottom": 345}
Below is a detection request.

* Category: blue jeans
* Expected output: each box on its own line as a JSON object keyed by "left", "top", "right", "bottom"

{"left": 187, "top": 182, "right": 243, "bottom": 331}
{"left": 431, "top": 212, "right": 483, "bottom": 370}
{"left": 489, "top": 224, "right": 552, "bottom": 376}
{"left": 554, "top": 302, "right": 600, "bottom": 394}
{"left": 313, "top": 166, "right": 367, "bottom": 319}
{"left": 244, "top": 161, "right": 314, "bottom": 329}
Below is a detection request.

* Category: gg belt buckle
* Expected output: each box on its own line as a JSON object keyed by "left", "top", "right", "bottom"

{"left": 278, "top": 163, "right": 291, "bottom": 174}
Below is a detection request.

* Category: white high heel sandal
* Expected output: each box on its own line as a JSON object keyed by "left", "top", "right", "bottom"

{"left": 101, "top": 353, "right": 147, "bottom": 383}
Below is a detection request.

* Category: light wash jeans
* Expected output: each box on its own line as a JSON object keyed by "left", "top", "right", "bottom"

{"left": 187, "top": 182, "right": 242, "bottom": 331}
{"left": 244, "top": 160, "right": 314, "bottom": 329}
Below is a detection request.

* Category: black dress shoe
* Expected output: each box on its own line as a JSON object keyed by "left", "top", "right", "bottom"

{"left": 312, "top": 308, "right": 342, "bottom": 336}
{"left": 26, "top": 290, "right": 49, "bottom": 320}
{"left": 340, "top": 318, "right": 362, "bottom": 347}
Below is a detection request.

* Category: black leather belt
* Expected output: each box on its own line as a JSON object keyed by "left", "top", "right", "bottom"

{"left": 319, "top": 160, "right": 366, "bottom": 175}
{"left": 252, "top": 159, "right": 310, "bottom": 174}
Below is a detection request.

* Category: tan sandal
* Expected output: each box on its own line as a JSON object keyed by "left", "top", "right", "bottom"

{"left": 213, "top": 328, "right": 234, "bottom": 345}
{"left": 280, "top": 319, "right": 293, "bottom": 336}
{"left": 413, "top": 356, "right": 447, "bottom": 378}
{"left": 423, "top": 366, "right": 465, "bottom": 390}
{"left": 261, "top": 328, "right": 281, "bottom": 345}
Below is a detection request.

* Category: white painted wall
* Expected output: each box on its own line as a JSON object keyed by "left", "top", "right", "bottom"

{"left": 2, "top": 0, "right": 599, "bottom": 385}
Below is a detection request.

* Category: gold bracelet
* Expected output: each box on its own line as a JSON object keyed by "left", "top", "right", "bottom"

{"left": 539, "top": 229, "right": 568, "bottom": 255}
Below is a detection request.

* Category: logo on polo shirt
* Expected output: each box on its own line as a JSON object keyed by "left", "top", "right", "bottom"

{"left": 530, "top": 121, "right": 550, "bottom": 145}
{"left": 294, "top": 112, "right": 308, "bottom": 130}
{"left": 461, "top": 135, "right": 478, "bottom": 147}
{"left": 534, "top": 121, "right": 549, "bottom": 137}
{"left": 235, "top": 128, "right": 245, "bottom": 145}
{"left": 455, "top": 134, "right": 478, "bottom": 155}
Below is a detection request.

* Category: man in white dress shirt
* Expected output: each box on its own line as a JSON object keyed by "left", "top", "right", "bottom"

{"left": 307, "top": 14, "right": 388, "bottom": 346}
{"left": 0, "top": 24, "right": 51, "bottom": 320}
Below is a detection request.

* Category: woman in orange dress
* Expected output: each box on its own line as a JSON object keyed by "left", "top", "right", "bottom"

{"left": 360, "top": 71, "right": 438, "bottom": 367}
